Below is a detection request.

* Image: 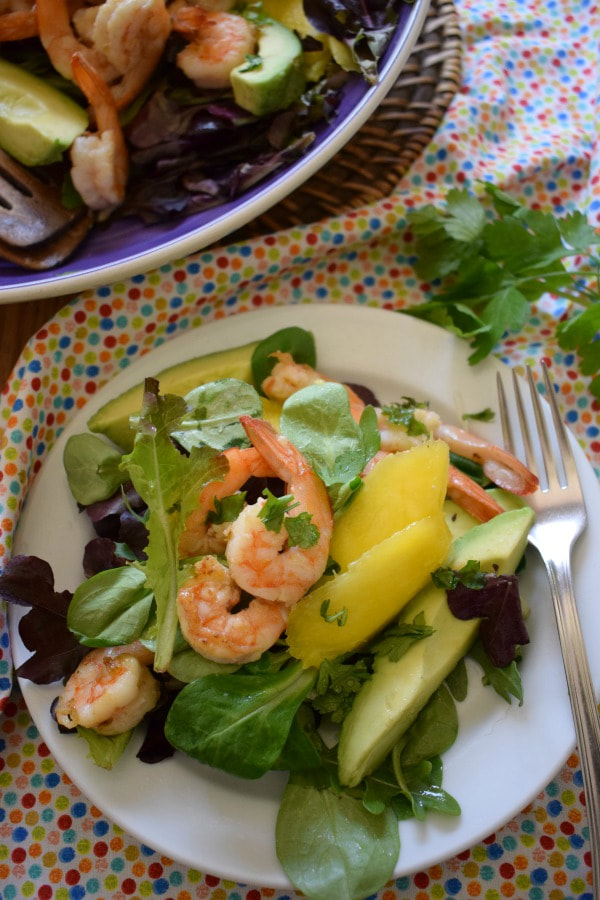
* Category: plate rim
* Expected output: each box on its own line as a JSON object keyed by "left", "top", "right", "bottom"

{"left": 9, "top": 303, "right": 600, "bottom": 888}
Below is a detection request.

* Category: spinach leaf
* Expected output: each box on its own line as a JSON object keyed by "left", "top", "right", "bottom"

{"left": 445, "top": 657, "right": 469, "bottom": 702}
{"left": 276, "top": 771, "right": 399, "bottom": 900}
{"left": 167, "top": 646, "right": 238, "bottom": 682}
{"left": 251, "top": 326, "right": 316, "bottom": 393}
{"left": 280, "top": 382, "right": 380, "bottom": 488}
{"left": 120, "top": 379, "right": 227, "bottom": 671}
{"left": 399, "top": 683, "right": 459, "bottom": 768}
{"left": 274, "top": 705, "right": 323, "bottom": 773}
{"left": 63, "top": 433, "right": 126, "bottom": 505}
{"left": 164, "top": 660, "right": 317, "bottom": 778}
{"left": 171, "top": 378, "right": 263, "bottom": 452}
{"left": 67, "top": 566, "right": 153, "bottom": 647}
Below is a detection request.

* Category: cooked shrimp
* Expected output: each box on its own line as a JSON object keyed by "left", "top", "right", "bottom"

{"left": 55, "top": 641, "right": 159, "bottom": 735}
{"left": 446, "top": 464, "right": 506, "bottom": 522}
{"left": 0, "top": 1, "right": 36, "bottom": 40}
{"left": 434, "top": 422, "right": 538, "bottom": 496}
{"left": 37, "top": 0, "right": 170, "bottom": 108}
{"left": 179, "top": 446, "right": 275, "bottom": 558}
{"left": 225, "top": 416, "right": 333, "bottom": 606}
{"left": 261, "top": 352, "right": 538, "bottom": 518}
{"left": 171, "top": 6, "right": 256, "bottom": 90}
{"left": 36, "top": 0, "right": 115, "bottom": 81}
{"left": 69, "top": 51, "right": 128, "bottom": 211}
{"left": 377, "top": 405, "right": 442, "bottom": 452}
{"left": 263, "top": 351, "right": 366, "bottom": 422}
{"left": 89, "top": 0, "right": 171, "bottom": 108}
{"left": 176, "top": 555, "right": 289, "bottom": 664}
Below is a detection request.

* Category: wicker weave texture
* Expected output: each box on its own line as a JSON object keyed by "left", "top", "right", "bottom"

{"left": 245, "top": 0, "right": 461, "bottom": 235}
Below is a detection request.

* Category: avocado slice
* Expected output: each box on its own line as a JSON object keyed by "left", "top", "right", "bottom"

{"left": 0, "top": 58, "right": 88, "bottom": 166}
{"left": 87, "top": 340, "right": 260, "bottom": 451}
{"left": 337, "top": 506, "right": 535, "bottom": 787}
{"left": 230, "top": 19, "right": 305, "bottom": 117}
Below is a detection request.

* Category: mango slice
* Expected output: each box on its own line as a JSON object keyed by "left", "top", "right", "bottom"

{"left": 286, "top": 512, "right": 452, "bottom": 667}
{"left": 330, "top": 441, "right": 449, "bottom": 571}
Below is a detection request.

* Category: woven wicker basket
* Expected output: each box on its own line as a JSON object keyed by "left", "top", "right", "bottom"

{"left": 241, "top": 0, "right": 462, "bottom": 237}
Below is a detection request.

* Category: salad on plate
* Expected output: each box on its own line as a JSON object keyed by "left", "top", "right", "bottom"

{"left": 2, "top": 323, "right": 541, "bottom": 899}
{"left": 0, "top": 0, "right": 410, "bottom": 269}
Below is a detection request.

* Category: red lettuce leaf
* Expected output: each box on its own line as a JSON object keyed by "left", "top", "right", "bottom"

{"left": 0, "top": 555, "right": 87, "bottom": 684}
{"left": 446, "top": 574, "right": 530, "bottom": 668}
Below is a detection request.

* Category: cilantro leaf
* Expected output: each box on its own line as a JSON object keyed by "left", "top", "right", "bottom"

{"left": 259, "top": 489, "right": 299, "bottom": 531}
{"left": 462, "top": 407, "right": 495, "bottom": 423}
{"left": 207, "top": 492, "right": 246, "bottom": 524}
{"left": 313, "top": 657, "right": 370, "bottom": 722}
{"left": 432, "top": 559, "right": 487, "bottom": 591}
{"left": 380, "top": 397, "right": 429, "bottom": 436}
{"left": 285, "top": 511, "right": 320, "bottom": 549}
{"left": 408, "top": 186, "right": 600, "bottom": 395}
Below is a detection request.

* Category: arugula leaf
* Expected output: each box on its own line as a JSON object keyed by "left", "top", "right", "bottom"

{"left": 469, "top": 639, "right": 524, "bottom": 705}
{"left": 408, "top": 186, "right": 600, "bottom": 394}
{"left": 120, "top": 379, "right": 226, "bottom": 671}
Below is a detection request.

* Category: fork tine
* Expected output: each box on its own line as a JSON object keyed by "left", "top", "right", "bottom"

{"left": 524, "top": 365, "right": 556, "bottom": 490}
{"left": 511, "top": 367, "right": 545, "bottom": 485}
{"left": 496, "top": 372, "right": 514, "bottom": 453}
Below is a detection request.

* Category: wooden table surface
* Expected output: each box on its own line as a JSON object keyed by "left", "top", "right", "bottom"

{"left": 0, "top": 295, "right": 70, "bottom": 389}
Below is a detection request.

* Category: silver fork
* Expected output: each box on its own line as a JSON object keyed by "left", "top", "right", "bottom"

{"left": 497, "top": 363, "right": 600, "bottom": 897}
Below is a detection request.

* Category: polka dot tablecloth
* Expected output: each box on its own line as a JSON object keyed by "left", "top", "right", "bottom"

{"left": 1, "top": 0, "right": 599, "bottom": 897}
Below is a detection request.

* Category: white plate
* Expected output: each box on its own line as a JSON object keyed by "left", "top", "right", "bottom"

{"left": 10, "top": 304, "right": 600, "bottom": 888}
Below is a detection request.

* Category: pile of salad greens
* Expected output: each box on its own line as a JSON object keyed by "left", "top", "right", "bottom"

{"left": 1, "top": 325, "right": 532, "bottom": 900}
{"left": 2, "top": 0, "right": 408, "bottom": 224}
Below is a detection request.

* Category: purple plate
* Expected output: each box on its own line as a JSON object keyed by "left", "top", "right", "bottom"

{"left": 1, "top": 0, "right": 430, "bottom": 303}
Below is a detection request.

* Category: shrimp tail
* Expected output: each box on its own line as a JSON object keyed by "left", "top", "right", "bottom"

{"left": 240, "top": 415, "right": 309, "bottom": 481}
{"left": 447, "top": 464, "right": 506, "bottom": 523}
{"left": 435, "top": 423, "right": 538, "bottom": 496}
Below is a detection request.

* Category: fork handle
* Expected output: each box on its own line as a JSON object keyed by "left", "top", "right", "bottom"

{"left": 544, "top": 552, "right": 600, "bottom": 897}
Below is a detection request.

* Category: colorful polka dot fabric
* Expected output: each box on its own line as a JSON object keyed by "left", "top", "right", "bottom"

{"left": 1, "top": 0, "right": 599, "bottom": 897}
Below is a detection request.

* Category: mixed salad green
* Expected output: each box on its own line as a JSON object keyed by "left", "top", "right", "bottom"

{"left": 1, "top": 325, "right": 534, "bottom": 900}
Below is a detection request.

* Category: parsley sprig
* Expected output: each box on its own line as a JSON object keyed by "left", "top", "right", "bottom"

{"left": 407, "top": 183, "right": 600, "bottom": 396}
